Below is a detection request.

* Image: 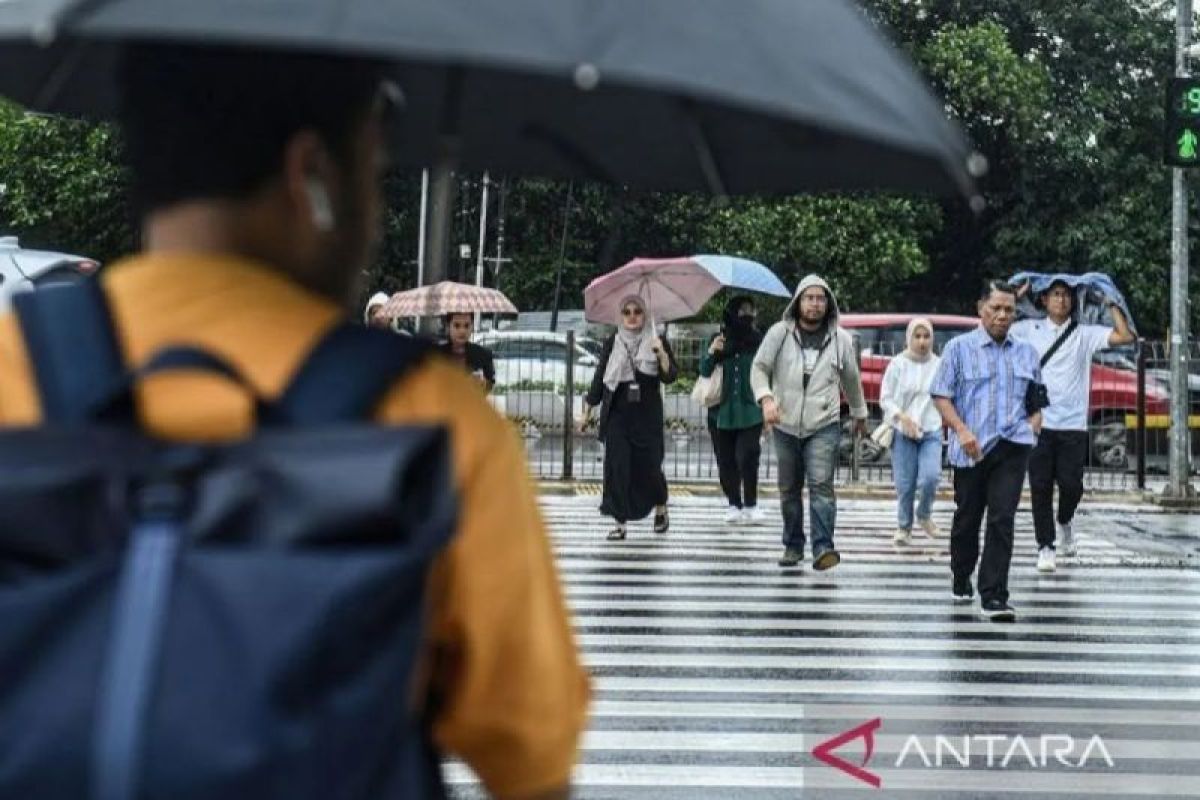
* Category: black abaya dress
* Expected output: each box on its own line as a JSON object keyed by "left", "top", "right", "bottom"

{"left": 585, "top": 336, "right": 679, "bottom": 524}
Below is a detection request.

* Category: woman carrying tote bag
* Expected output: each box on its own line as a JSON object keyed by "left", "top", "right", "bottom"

{"left": 700, "top": 295, "right": 765, "bottom": 525}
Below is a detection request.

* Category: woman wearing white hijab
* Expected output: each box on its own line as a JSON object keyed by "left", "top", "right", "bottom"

{"left": 582, "top": 294, "right": 679, "bottom": 540}
{"left": 879, "top": 318, "right": 945, "bottom": 545}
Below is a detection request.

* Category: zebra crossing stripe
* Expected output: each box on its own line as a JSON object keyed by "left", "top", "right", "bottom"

{"left": 446, "top": 496, "right": 1200, "bottom": 799}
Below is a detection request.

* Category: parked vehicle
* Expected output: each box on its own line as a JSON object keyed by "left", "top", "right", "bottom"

{"left": 473, "top": 330, "right": 603, "bottom": 390}
{"left": 838, "top": 313, "right": 1169, "bottom": 468}
{"left": 0, "top": 236, "right": 99, "bottom": 310}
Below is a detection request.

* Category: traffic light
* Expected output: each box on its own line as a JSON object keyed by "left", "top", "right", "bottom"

{"left": 1164, "top": 77, "right": 1200, "bottom": 167}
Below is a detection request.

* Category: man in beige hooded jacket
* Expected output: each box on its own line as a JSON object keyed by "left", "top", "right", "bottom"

{"left": 751, "top": 275, "right": 868, "bottom": 570}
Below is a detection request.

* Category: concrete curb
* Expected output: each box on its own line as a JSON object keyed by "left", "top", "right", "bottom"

{"left": 536, "top": 480, "right": 1166, "bottom": 508}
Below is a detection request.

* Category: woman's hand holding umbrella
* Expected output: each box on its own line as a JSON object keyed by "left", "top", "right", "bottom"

{"left": 650, "top": 336, "right": 669, "bottom": 371}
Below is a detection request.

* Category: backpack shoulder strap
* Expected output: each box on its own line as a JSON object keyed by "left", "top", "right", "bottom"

{"left": 276, "top": 324, "right": 434, "bottom": 425}
{"left": 1039, "top": 319, "right": 1078, "bottom": 368}
{"left": 13, "top": 280, "right": 126, "bottom": 424}
{"left": 771, "top": 322, "right": 790, "bottom": 366}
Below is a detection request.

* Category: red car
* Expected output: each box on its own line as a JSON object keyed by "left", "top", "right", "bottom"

{"left": 837, "top": 313, "right": 1168, "bottom": 468}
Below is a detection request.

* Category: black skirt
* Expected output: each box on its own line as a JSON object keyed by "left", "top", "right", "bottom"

{"left": 600, "top": 386, "right": 668, "bottom": 523}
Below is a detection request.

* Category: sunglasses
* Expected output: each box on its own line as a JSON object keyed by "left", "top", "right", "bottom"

{"left": 622, "top": 307, "right": 644, "bottom": 317}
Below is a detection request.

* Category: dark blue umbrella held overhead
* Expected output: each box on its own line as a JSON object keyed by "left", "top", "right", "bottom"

{"left": 0, "top": 0, "right": 984, "bottom": 203}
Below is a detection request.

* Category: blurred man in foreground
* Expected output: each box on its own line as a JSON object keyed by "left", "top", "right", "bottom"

{"left": 0, "top": 44, "right": 588, "bottom": 800}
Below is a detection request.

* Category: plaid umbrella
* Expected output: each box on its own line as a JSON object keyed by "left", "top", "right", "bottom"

{"left": 379, "top": 281, "right": 518, "bottom": 318}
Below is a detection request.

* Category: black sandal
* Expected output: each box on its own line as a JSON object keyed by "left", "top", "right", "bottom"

{"left": 606, "top": 527, "right": 627, "bottom": 541}
{"left": 653, "top": 509, "right": 669, "bottom": 534}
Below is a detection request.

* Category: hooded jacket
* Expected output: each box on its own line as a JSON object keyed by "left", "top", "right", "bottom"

{"left": 750, "top": 274, "right": 868, "bottom": 436}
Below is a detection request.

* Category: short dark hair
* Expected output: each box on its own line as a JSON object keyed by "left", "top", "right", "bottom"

{"left": 980, "top": 279, "right": 1017, "bottom": 302}
{"left": 117, "top": 44, "right": 387, "bottom": 214}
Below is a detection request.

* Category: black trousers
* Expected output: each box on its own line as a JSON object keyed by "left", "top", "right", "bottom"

{"left": 708, "top": 423, "right": 763, "bottom": 508}
{"left": 950, "top": 440, "right": 1031, "bottom": 605}
{"left": 1027, "top": 429, "right": 1088, "bottom": 549}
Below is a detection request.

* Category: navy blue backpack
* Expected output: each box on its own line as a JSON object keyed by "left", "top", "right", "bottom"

{"left": 0, "top": 280, "right": 455, "bottom": 800}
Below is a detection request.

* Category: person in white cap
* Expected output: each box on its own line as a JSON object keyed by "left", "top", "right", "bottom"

{"left": 363, "top": 291, "right": 391, "bottom": 329}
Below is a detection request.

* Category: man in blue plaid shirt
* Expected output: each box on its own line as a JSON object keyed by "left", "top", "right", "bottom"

{"left": 931, "top": 281, "right": 1044, "bottom": 622}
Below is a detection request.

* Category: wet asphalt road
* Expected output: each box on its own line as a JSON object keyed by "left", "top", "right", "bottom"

{"left": 446, "top": 495, "right": 1200, "bottom": 799}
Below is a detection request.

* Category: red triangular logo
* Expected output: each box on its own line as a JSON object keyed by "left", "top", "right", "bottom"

{"left": 812, "top": 717, "right": 883, "bottom": 788}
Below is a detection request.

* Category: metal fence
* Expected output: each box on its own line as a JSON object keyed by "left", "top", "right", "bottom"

{"left": 1133, "top": 339, "right": 1200, "bottom": 490}
{"left": 483, "top": 330, "right": 1200, "bottom": 493}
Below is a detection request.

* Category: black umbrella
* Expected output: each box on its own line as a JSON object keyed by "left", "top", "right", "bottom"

{"left": 0, "top": 0, "right": 984, "bottom": 203}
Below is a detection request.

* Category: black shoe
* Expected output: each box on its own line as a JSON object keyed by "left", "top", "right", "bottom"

{"left": 653, "top": 508, "right": 669, "bottom": 533}
{"left": 813, "top": 549, "right": 841, "bottom": 571}
{"left": 778, "top": 547, "right": 802, "bottom": 568}
{"left": 980, "top": 599, "right": 1016, "bottom": 622}
{"left": 606, "top": 526, "right": 627, "bottom": 541}
{"left": 951, "top": 577, "right": 974, "bottom": 603}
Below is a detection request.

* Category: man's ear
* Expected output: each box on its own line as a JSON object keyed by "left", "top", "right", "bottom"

{"left": 282, "top": 131, "right": 338, "bottom": 232}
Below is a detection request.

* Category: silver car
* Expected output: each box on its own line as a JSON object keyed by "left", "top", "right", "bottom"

{"left": 0, "top": 236, "right": 99, "bottom": 310}
{"left": 474, "top": 330, "right": 602, "bottom": 390}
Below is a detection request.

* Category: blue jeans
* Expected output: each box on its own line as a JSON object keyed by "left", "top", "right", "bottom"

{"left": 774, "top": 424, "right": 840, "bottom": 558}
{"left": 891, "top": 431, "right": 942, "bottom": 529}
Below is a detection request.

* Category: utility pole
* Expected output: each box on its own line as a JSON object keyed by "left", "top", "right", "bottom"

{"left": 473, "top": 172, "right": 490, "bottom": 331}
{"left": 416, "top": 169, "right": 429, "bottom": 289}
{"left": 550, "top": 181, "right": 574, "bottom": 333}
{"left": 1169, "top": 0, "right": 1196, "bottom": 498}
{"left": 484, "top": 181, "right": 513, "bottom": 330}
{"left": 488, "top": 178, "right": 511, "bottom": 280}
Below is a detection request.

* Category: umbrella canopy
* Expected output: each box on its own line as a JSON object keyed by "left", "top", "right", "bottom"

{"left": 691, "top": 255, "right": 791, "bottom": 299}
{"left": 584, "top": 258, "right": 723, "bottom": 324}
{"left": 0, "top": 0, "right": 982, "bottom": 201}
{"left": 380, "top": 281, "right": 518, "bottom": 318}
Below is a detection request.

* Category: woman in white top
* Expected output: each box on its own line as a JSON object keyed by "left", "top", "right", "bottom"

{"left": 879, "top": 318, "right": 944, "bottom": 545}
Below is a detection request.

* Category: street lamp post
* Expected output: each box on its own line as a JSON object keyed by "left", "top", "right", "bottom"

{"left": 1168, "top": 0, "right": 1197, "bottom": 498}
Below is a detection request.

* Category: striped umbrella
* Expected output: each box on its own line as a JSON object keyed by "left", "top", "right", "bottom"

{"left": 379, "top": 281, "right": 519, "bottom": 318}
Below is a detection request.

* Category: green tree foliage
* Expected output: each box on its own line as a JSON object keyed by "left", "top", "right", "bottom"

{"left": 863, "top": 0, "right": 1192, "bottom": 332}
{"left": 1, "top": 2, "right": 1195, "bottom": 332}
{"left": 698, "top": 196, "right": 941, "bottom": 313}
{"left": 0, "top": 102, "right": 134, "bottom": 262}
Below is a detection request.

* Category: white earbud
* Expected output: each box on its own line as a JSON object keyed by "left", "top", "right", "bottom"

{"left": 305, "top": 176, "right": 334, "bottom": 232}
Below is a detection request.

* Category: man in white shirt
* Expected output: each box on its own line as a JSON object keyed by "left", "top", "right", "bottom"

{"left": 1012, "top": 280, "right": 1134, "bottom": 572}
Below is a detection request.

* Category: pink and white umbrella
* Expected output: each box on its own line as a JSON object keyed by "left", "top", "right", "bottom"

{"left": 379, "top": 281, "right": 519, "bottom": 318}
{"left": 583, "top": 257, "right": 723, "bottom": 324}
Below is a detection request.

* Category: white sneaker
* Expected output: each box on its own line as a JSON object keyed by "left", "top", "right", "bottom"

{"left": 893, "top": 527, "right": 911, "bottom": 545}
{"left": 917, "top": 518, "right": 942, "bottom": 538}
{"left": 724, "top": 506, "right": 743, "bottom": 524}
{"left": 1037, "top": 546, "right": 1057, "bottom": 573}
{"left": 743, "top": 506, "right": 766, "bottom": 525}
{"left": 1057, "top": 521, "right": 1076, "bottom": 556}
